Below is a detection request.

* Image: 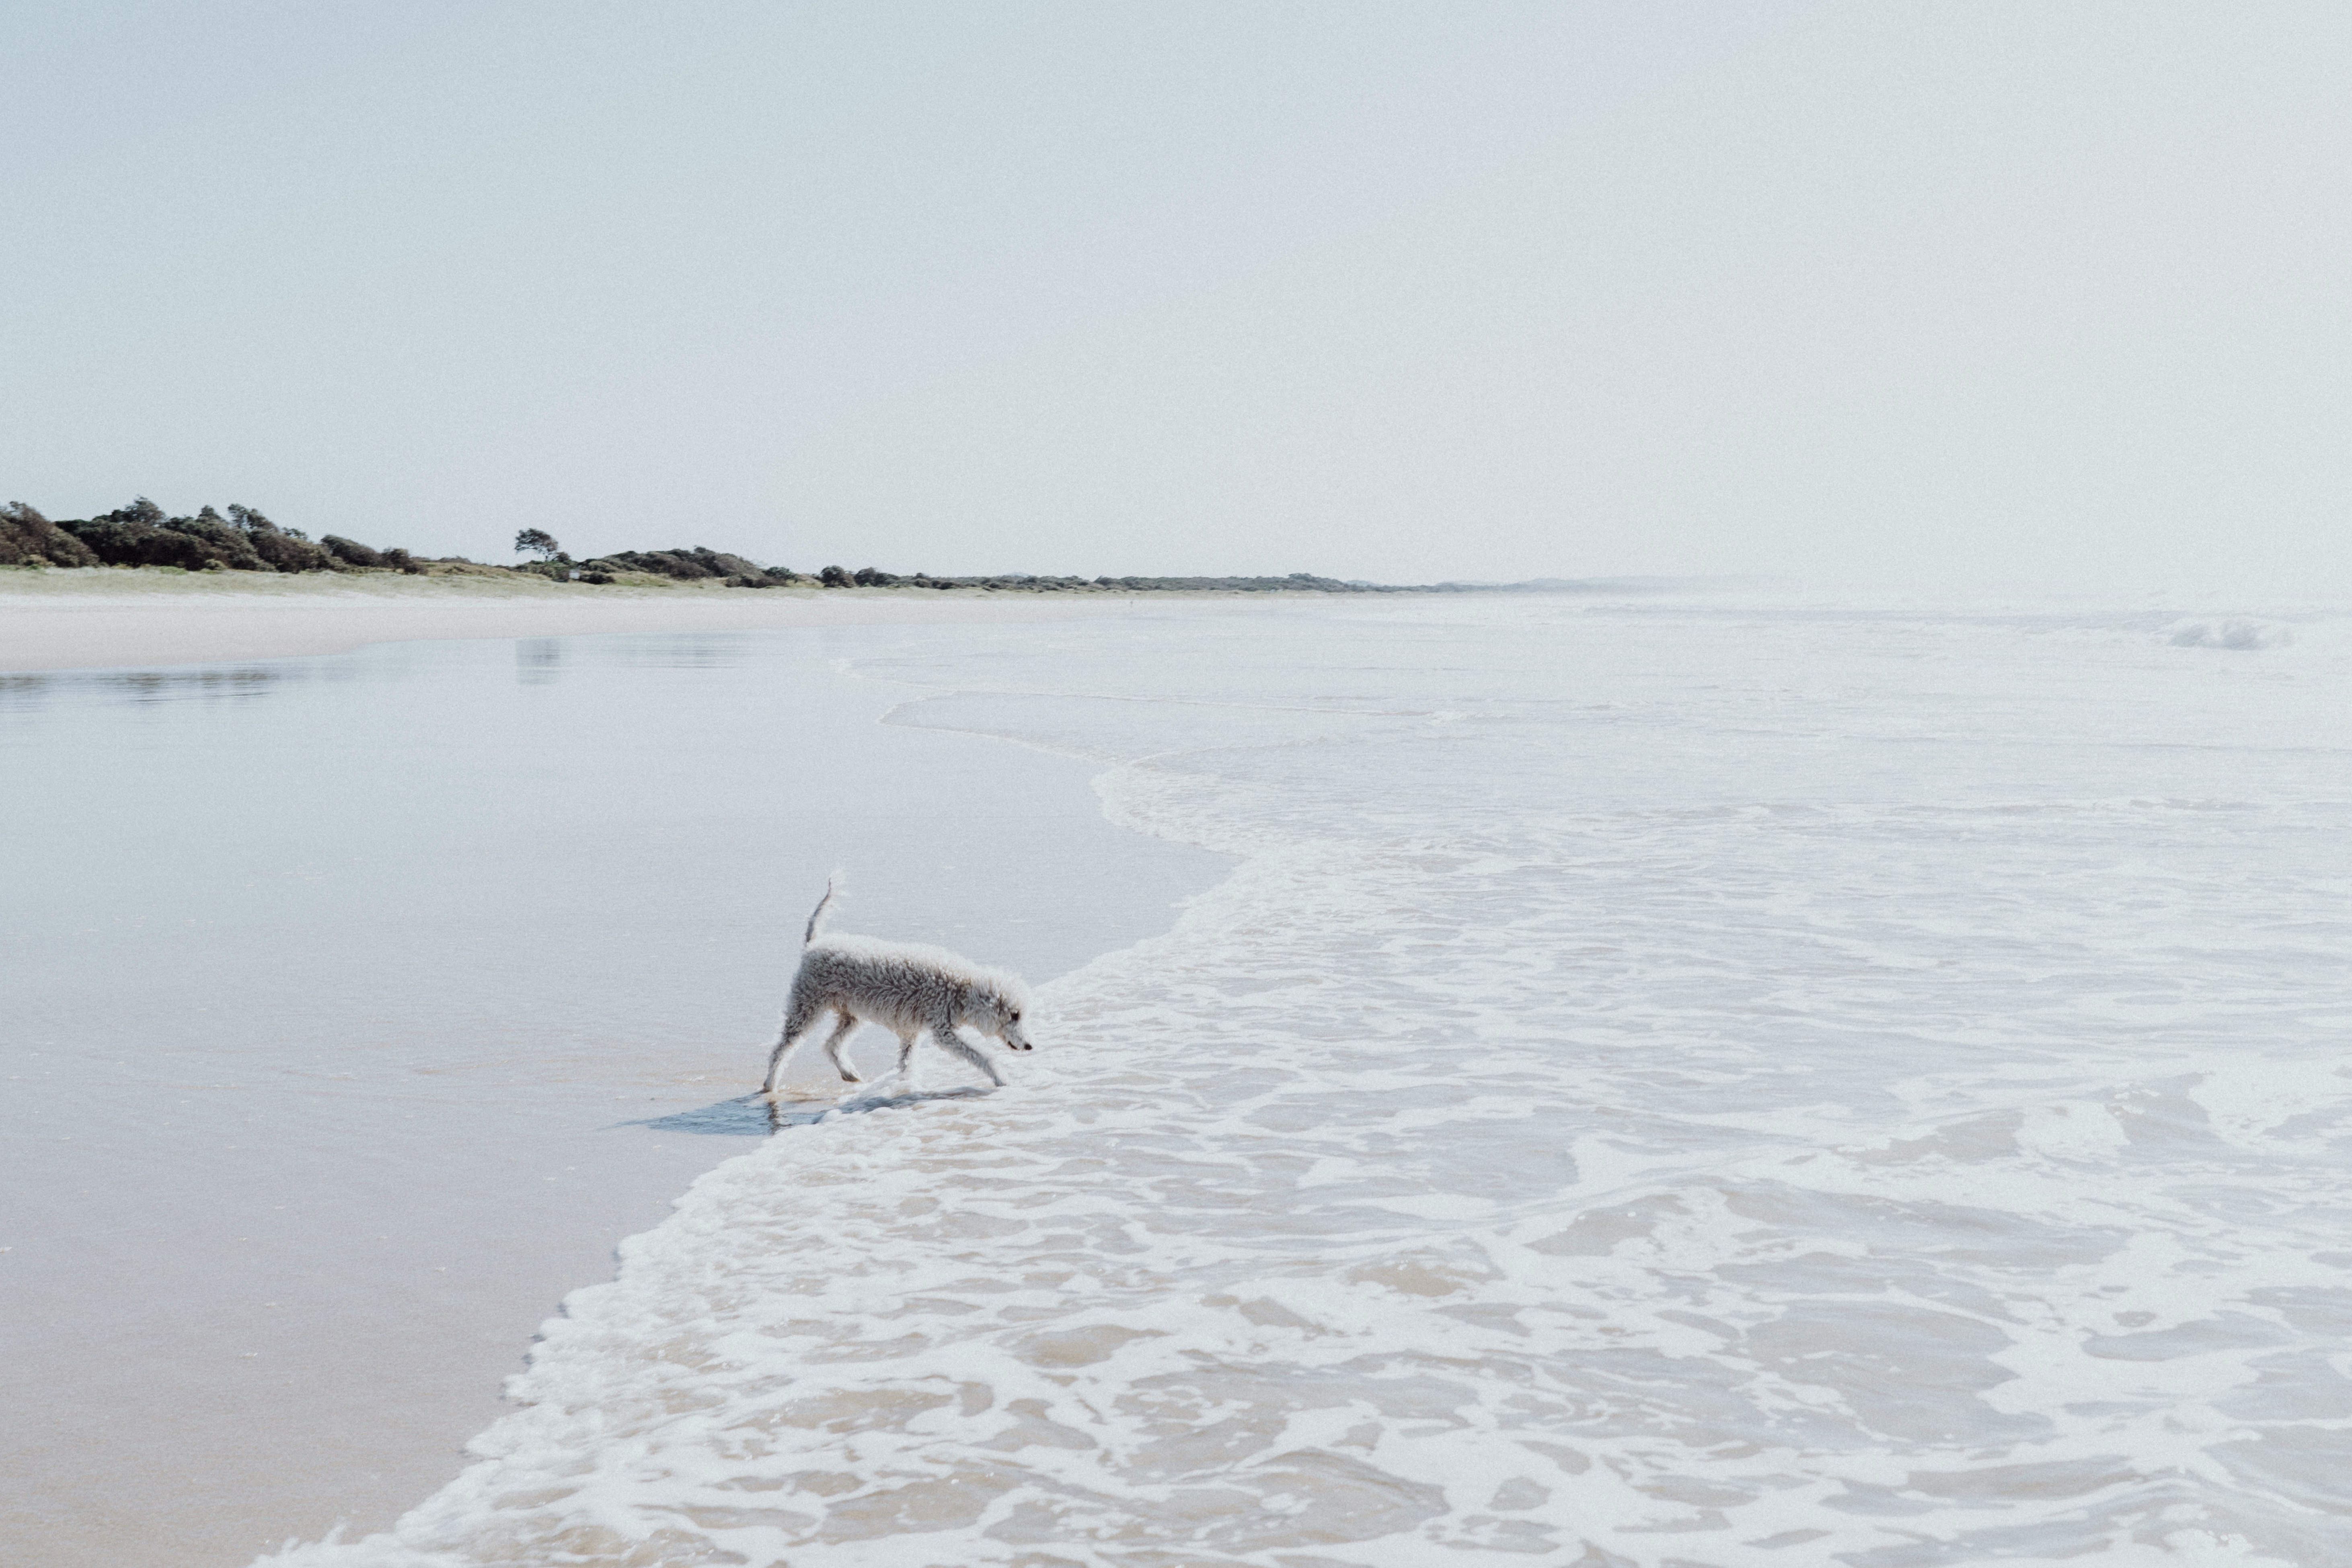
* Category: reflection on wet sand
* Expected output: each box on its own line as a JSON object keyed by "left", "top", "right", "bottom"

{"left": 0, "top": 662, "right": 294, "bottom": 713}
{"left": 512, "top": 639, "right": 565, "bottom": 684}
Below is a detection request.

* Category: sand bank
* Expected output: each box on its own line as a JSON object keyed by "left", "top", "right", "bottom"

{"left": 0, "top": 568, "right": 1126, "bottom": 673}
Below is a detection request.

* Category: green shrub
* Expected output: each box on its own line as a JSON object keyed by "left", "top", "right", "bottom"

{"left": 320, "top": 535, "right": 387, "bottom": 569}
{"left": 584, "top": 546, "right": 796, "bottom": 586}
{"left": 163, "top": 507, "right": 269, "bottom": 571}
{"left": 0, "top": 502, "right": 99, "bottom": 567}
{"left": 232, "top": 506, "right": 335, "bottom": 572}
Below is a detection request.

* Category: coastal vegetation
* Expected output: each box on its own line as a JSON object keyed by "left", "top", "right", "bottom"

{"left": 2, "top": 498, "right": 1462, "bottom": 593}
{"left": 2, "top": 498, "right": 421, "bottom": 575}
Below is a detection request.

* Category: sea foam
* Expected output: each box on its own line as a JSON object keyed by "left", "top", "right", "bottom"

{"left": 266, "top": 593, "right": 2352, "bottom": 1566}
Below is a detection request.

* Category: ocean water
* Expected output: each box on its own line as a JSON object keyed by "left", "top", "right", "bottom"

{"left": 265, "top": 591, "right": 2352, "bottom": 1567}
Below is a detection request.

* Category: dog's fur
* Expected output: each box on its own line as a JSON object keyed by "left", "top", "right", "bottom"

{"left": 762, "top": 878, "right": 1034, "bottom": 1094}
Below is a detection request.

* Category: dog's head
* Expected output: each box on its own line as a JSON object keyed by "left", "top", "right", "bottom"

{"left": 973, "top": 980, "right": 1035, "bottom": 1052}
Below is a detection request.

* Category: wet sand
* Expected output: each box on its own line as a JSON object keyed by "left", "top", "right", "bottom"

{"left": 0, "top": 569, "right": 1125, "bottom": 674}
{"left": 0, "top": 621, "right": 1230, "bottom": 1566}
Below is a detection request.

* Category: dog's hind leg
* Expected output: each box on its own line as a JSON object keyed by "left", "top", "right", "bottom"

{"left": 928, "top": 1014, "right": 1004, "bottom": 1088}
{"left": 820, "top": 1009, "right": 865, "bottom": 1083}
{"left": 763, "top": 994, "right": 821, "bottom": 1094}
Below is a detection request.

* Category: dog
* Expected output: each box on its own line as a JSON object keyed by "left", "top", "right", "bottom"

{"left": 762, "top": 877, "right": 1034, "bottom": 1095}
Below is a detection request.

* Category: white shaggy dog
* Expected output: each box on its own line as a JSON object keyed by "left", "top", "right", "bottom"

{"left": 762, "top": 878, "right": 1034, "bottom": 1095}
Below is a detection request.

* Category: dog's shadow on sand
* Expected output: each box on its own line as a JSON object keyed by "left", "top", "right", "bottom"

{"left": 620, "top": 1085, "right": 994, "bottom": 1137}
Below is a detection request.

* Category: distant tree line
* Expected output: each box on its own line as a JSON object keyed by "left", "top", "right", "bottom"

{"left": 4, "top": 500, "right": 1465, "bottom": 594}
{"left": 0, "top": 498, "right": 421, "bottom": 573}
{"left": 503, "top": 530, "right": 1436, "bottom": 594}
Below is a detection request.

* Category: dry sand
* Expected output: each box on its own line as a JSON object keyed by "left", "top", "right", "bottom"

{"left": 0, "top": 568, "right": 1127, "bottom": 673}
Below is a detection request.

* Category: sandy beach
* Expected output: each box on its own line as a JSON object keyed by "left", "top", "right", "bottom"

{"left": 0, "top": 568, "right": 1135, "bottom": 674}
{"left": 0, "top": 610, "right": 1232, "bottom": 1566}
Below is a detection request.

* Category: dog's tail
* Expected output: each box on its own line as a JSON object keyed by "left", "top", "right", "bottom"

{"left": 803, "top": 871, "right": 844, "bottom": 947}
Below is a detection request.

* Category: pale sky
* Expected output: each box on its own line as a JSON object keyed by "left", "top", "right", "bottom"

{"left": 4, "top": 3, "right": 2346, "bottom": 586}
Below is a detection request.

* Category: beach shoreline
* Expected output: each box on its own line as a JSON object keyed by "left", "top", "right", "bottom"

{"left": 1, "top": 614, "right": 1234, "bottom": 1567}
{"left": 0, "top": 568, "right": 1146, "bottom": 673}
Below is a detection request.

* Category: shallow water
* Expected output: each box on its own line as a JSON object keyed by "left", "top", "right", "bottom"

{"left": 78, "top": 591, "right": 2352, "bottom": 1567}
{"left": 0, "top": 624, "right": 1226, "bottom": 1567}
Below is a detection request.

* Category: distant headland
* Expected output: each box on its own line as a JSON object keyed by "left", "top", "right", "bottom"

{"left": 0, "top": 497, "right": 1601, "bottom": 595}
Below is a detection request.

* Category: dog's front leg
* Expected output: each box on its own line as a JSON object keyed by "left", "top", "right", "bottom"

{"left": 929, "top": 1013, "right": 1004, "bottom": 1087}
